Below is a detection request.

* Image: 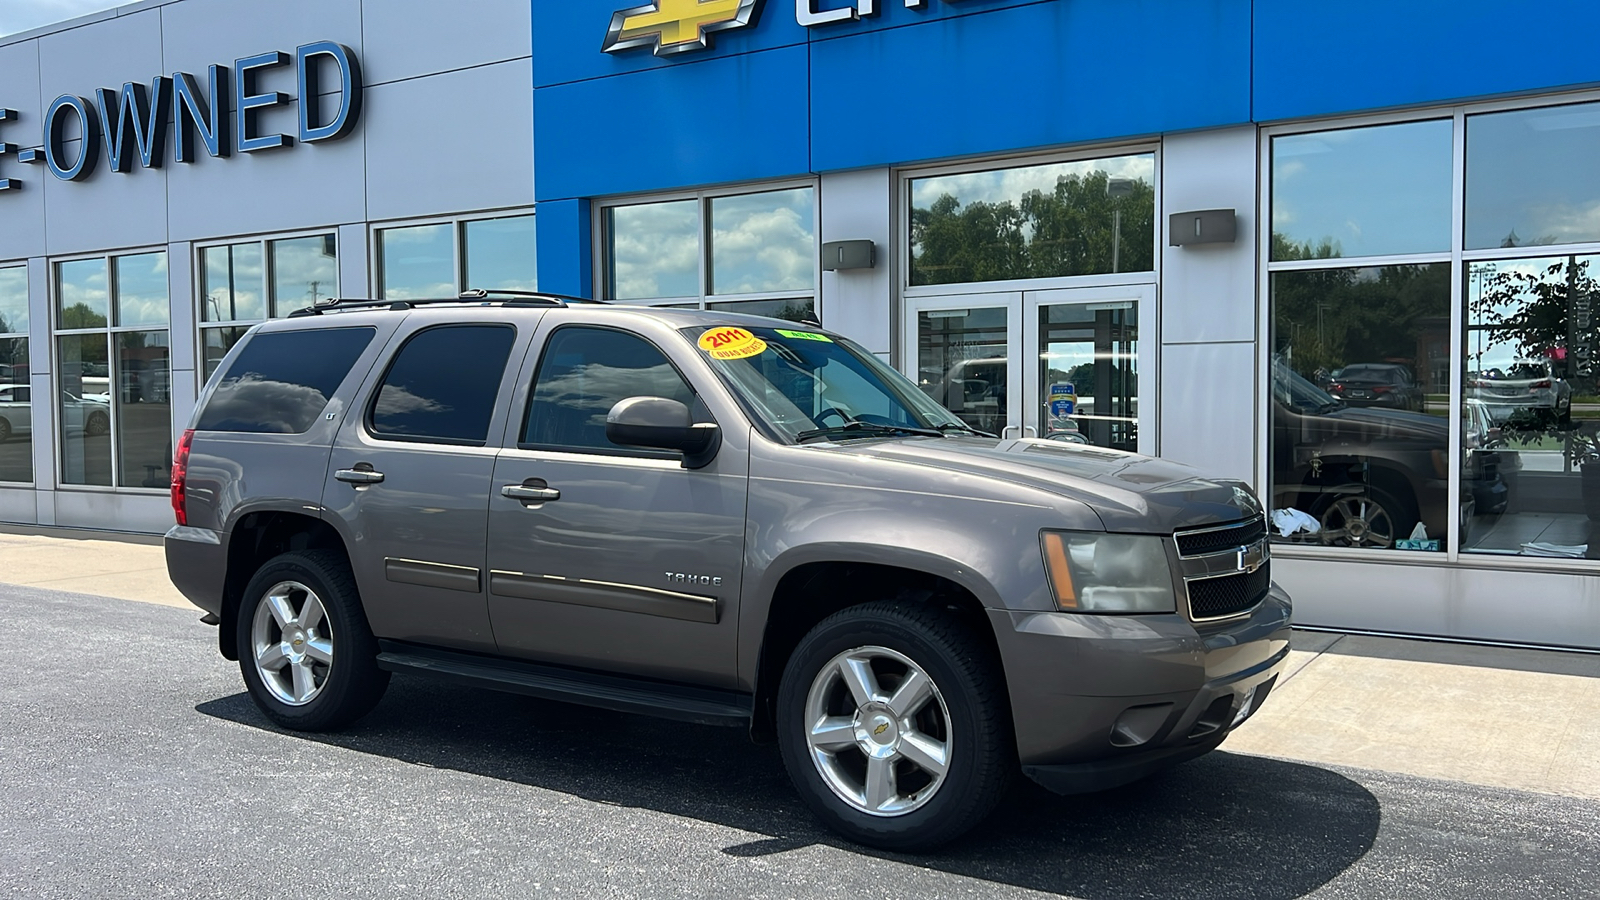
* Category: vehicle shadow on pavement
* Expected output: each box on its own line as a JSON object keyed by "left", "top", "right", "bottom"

{"left": 197, "top": 673, "right": 1381, "bottom": 900}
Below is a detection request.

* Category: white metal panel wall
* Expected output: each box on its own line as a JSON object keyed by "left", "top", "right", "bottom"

{"left": 0, "top": 41, "right": 46, "bottom": 261}
{"left": 1158, "top": 126, "right": 1259, "bottom": 481}
{"left": 818, "top": 168, "right": 892, "bottom": 356}
{"left": 361, "top": 0, "right": 531, "bottom": 85}
{"left": 160, "top": 0, "right": 362, "bottom": 82}
{"left": 362, "top": 58, "right": 535, "bottom": 222}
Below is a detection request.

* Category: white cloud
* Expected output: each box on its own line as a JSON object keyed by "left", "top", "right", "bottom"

{"left": 0, "top": 0, "right": 120, "bottom": 36}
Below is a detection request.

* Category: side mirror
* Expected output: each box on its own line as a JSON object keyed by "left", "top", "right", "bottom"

{"left": 605, "top": 396, "right": 720, "bottom": 469}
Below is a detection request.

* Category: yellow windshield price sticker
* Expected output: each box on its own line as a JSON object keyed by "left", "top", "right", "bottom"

{"left": 698, "top": 326, "right": 768, "bottom": 360}
{"left": 775, "top": 329, "right": 832, "bottom": 342}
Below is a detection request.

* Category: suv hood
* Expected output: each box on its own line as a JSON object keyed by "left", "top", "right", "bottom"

{"left": 814, "top": 436, "right": 1262, "bottom": 533}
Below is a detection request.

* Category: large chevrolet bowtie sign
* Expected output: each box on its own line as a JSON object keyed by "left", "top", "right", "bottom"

{"left": 0, "top": 41, "right": 359, "bottom": 192}
{"left": 603, "top": 0, "right": 955, "bottom": 56}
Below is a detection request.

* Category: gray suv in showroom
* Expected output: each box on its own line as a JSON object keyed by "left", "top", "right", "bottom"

{"left": 165, "top": 292, "right": 1291, "bottom": 851}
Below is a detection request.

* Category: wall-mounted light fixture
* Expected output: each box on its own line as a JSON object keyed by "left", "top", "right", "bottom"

{"left": 822, "top": 239, "right": 876, "bottom": 270}
{"left": 1168, "top": 209, "right": 1237, "bottom": 247}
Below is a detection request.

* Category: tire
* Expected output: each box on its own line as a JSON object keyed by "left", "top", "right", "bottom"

{"left": 776, "top": 600, "right": 1013, "bottom": 852}
{"left": 235, "top": 550, "right": 389, "bottom": 731}
{"left": 84, "top": 411, "right": 108, "bottom": 437}
{"left": 0, "top": 417, "right": 10, "bottom": 443}
{"left": 1313, "top": 485, "right": 1417, "bottom": 549}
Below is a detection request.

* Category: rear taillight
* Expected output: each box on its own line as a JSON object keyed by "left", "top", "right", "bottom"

{"left": 171, "top": 428, "right": 194, "bottom": 526}
{"left": 1372, "top": 385, "right": 1392, "bottom": 393}
{"left": 1533, "top": 379, "right": 1552, "bottom": 389}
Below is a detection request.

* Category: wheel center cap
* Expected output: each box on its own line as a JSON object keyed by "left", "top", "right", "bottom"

{"left": 853, "top": 705, "right": 900, "bottom": 758}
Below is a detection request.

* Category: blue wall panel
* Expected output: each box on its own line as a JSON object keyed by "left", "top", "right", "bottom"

{"left": 535, "top": 198, "right": 593, "bottom": 298}
{"left": 533, "top": 44, "right": 812, "bottom": 201}
{"left": 1255, "top": 0, "right": 1600, "bottom": 122}
{"left": 810, "top": 0, "right": 1251, "bottom": 172}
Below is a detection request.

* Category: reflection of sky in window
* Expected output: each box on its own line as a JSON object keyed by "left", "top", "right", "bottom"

{"left": 711, "top": 188, "right": 813, "bottom": 295}
{"left": 913, "top": 154, "right": 1154, "bottom": 216}
{"left": 609, "top": 200, "right": 698, "bottom": 300}
{"left": 57, "top": 258, "right": 108, "bottom": 326}
{"left": 464, "top": 215, "right": 537, "bottom": 292}
{"left": 1466, "top": 255, "right": 1597, "bottom": 370}
{"left": 381, "top": 224, "right": 455, "bottom": 300}
{"left": 1272, "top": 120, "right": 1453, "bottom": 259}
{"left": 0, "top": 266, "right": 27, "bottom": 334}
{"left": 202, "top": 243, "right": 265, "bottom": 322}
{"left": 1467, "top": 103, "right": 1600, "bottom": 250}
{"left": 114, "top": 252, "right": 168, "bottom": 327}
{"left": 272, "top": 235, "right": 338, "bottom": 315}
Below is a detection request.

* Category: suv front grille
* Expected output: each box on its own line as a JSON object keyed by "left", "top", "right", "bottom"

{"left": 1174, "top": 516, "right": 1267, "bottom": 557}
{"left": 1187, "top": 563, "right": 1271, "bottom": 620}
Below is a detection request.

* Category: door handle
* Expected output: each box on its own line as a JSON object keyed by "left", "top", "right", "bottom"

{"left": 502, "top": 483, "right": 560, "bottom": 503}
{"left": 335, "top": 467, "right": 385, "bottom": 485}
{"left": 1023, "top": 425, "right": 1038, "bottom": 437}
{"left": 1001, "top": 424, "right": 1020, "bottom": 438}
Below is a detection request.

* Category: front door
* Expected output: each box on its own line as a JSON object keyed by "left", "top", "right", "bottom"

{"left": 485, "top": 321, "right": 747, "bottom": 688}
{"left": 904, "top": 287, "right": 1154, "bottom": 453}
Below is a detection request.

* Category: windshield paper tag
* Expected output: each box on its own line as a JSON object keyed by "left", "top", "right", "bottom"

{"left": 699, "top": 327, "right": 767, "bottom": 360}
{"left": 775, "top": 329, "right": 832, "bottom": 342}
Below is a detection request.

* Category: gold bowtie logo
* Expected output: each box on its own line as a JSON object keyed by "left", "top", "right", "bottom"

{"left": 603, "top": 0, "right": 760, "bottom": 57}
{"left": 873, "top": 723, "right": 889, "bottom": 736}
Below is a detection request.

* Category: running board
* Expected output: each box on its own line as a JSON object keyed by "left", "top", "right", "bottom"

{"left": 375, "top": 641, "right": 752, "bottom": 728}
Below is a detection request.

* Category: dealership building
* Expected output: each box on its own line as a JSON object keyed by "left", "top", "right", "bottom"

{"left": 2, "top": 0, "right": 1599, "bottom": 650}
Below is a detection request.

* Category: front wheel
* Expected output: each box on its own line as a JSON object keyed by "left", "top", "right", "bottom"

{"left": 776, "top": 601, "right": 1013, "bottom": 851}
{"left": 236, "top": 550, "right": 389, "bottom": 731}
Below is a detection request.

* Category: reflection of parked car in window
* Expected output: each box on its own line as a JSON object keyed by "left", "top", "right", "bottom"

{"left": 925, "top": 356, "right": 1007, "bottom": 435}
{"left": 0, "top": 384, "right": 30, "bottom": 443}
{"left": 1273, "top": 361, "right": 1505, "bottom": 548}
{"left": 1326, "top": 363, "right": 1423, "bottom": 411}
{"left": 60, "top": 391, "right": 110, "bottom": 438}
{"left": 1468, "top": 359, "right": 1572, "bottom": 422}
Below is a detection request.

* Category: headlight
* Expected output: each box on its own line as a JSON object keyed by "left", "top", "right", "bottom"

{"left": 1040, "top": 531, "right": 1175, "bottom": 614}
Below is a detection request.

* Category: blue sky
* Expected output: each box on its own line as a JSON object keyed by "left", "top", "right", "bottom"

{"left": 1, "top": 0, "right": 119, "bottom": 37}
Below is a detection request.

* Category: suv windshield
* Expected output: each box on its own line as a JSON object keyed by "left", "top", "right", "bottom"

{"left": 1272, "top": 359, "right": 1343, "bottom": 413}
{"left": 680, "top": 324, "right": 976, "bottom": 442}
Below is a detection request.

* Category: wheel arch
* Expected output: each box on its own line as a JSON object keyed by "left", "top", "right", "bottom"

{"left": 219, "top": 510, "right": 351, "bottom": 661}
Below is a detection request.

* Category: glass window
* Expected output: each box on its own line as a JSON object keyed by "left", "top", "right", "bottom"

{"left": 1462, "top": 255, "right": 1596, "bottom": 556}
{"left": 370, "top": 325, "right": 515, "bottom": 444}
{"left": 710, "top": 188, "right": 814, "bottom": 294}
{"left": 116, "top": 331, "right": 171, "bottom": 487}
{"left": 0, "top": 265, "right": 29, "bottom": 334}
{"left": 909, "top": 153, "right": 1155, "bottom": 286}
{"left": 57, "top": 332, "right": 112, "bottom": 486}
{"left": 1269, "top": 264, "right": 1451, "bottom": 552}
{"left": 113, "top": 252, "right": 169, "bottom": 327}
{"left": 606, "top": 200, "right": 699, "bottom": 301}
{"left": 1466, "top": 103, "right": 1600, "bottom": 250}
{"left": 378, "top": 222, "right": 455, "bottom": 301}
{"left": 271, "top": 234, "right": 339, "bottom": 313}
{"left": 201, "top": 326, "right": 253, "bottom": 381}
{"left": 705, "top": 297, "right": 815, "bottom": 323}
{"left": 523, "top": 327, "right": 694, "bottom": 453}
{"left": 464, "top": 216, "right": 538, "bottom": 292}
{"left": 57, "top": 258, "right": 108, "bottom": 328}
{"left": 1271, "top": 120, "right": 1454, "bottom": 260}
{"left": 201, "top": 243, "right": 266, "bottom": 322}
{"left": 198, "top": 328, "right": 376, "bottom": 434}
{"left": 916, "top": 307, "right": 1009, "bottom": 435}
{"left": 1037, "top": 302, "right": 1138, "bottom": 452}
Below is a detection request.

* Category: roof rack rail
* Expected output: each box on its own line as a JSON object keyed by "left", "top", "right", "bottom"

{"left": 286, "top": 289, "right": 606, "bottom": 317}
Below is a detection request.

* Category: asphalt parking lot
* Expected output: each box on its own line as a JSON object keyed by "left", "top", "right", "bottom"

{"left": 2, "top": 582, "right": 1598, "bottom": 900}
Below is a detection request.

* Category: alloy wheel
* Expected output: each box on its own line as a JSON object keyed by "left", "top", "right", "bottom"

{"left": 1318, "top": 496, "right": 1396, "bottom": 548}
{"left": 250, "top": 580, "right": 334, "bottom": 706}
{"left": 803, "top": 645, "right": 952, "bottom": 817}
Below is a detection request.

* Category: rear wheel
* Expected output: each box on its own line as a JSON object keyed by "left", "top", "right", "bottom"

{"left": 776, "top": 601, "right": 1012, "bottom": 851}
{"left": 1314, "top": 486, "right": 1416, "bottom": 548}
{"left": 236, "top": 550, "right": 389, "bottom": 731}
{"left": 84, "top": 411, "right": 108, "bottom": 437}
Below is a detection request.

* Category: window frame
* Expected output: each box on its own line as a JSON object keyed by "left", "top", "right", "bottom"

{"left": 897, "top": 141, "right": 1163, "bottom": 299}
{"left": 363, "top": 322, "right": 519, "bottom": 448}
{"left": 0, "top": 261, "right": 31, "bottom": 485}
{"left": 1257, "top": 87, "right": 1600, "bottom": 572}
{"left": 370, "top": 208, "right": 538, "bottom": 302}
{"left": 193, "top": 226, "right": 342, "bottom": 388}
{"left": 592, "top": 179, "right": 820, "bottom": 314}
{"left": 516, "top": 323, "right": 701, "bottom": 461}
{"left": 50, "top": 246, "right": 172, "bottom": 494}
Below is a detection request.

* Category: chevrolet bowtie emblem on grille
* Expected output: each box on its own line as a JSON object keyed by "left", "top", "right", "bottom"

{"left": 1237, "top": 540, "right": 1267, "bottom": 574}
{"left": 602, "top": 0, "right": 760, "bottom": 57}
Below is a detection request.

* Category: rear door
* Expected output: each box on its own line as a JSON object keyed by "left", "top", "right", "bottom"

{"left": 324, "top": 314, "right": 535, "bottom": 652}
{"left": 484, "top": 318, "right": 748, "bottom": 688}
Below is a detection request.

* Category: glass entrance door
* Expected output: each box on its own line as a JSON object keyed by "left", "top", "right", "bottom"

{"left": 903, "top": 293, "right": 1022, "bottom": 437}
{"left": 1024, "top": 286, "right": 1154, "bottom": 454}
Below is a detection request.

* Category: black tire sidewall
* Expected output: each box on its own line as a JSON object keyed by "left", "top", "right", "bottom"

{"left": 776, "top": 602, "right": 1009, "bottom": 851}
{"left": 236, "top": 550, "right": 387, "bottom": 731}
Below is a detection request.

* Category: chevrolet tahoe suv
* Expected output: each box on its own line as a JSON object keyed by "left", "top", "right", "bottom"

{"left": 165, "top": 291, "right": 1291, "bottom": 851}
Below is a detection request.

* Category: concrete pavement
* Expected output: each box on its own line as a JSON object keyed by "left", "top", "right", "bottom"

{"left": 2, "top": 524, "right": 1597, "bottom": 802}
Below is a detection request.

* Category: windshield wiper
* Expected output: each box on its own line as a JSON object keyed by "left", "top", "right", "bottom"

{"left": 795, "top": 421, "right": 945, "bottom": 443}
{"left": 934, "top": 422, "right": 995, "bottom": 437}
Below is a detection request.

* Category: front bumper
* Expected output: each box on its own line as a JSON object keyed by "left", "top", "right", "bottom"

{"left": 989, "top": 585, "right": 1292, "bottom": 794}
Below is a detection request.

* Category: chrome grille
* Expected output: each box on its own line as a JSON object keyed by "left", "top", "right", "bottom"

{"left": 1174, "top": 516, "right": 1267, "bottom": 558}
{"left": 1186, "top": 563, "right": 1271, "bottom": 620}
{"left": 1173, "top": 516, "right": 1271, "bottom": 622}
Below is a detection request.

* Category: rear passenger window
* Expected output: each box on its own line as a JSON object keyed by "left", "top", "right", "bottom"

{"left": 197, "top": 327, "right": 375, "bottom": 433}
{"left": 369, "top": 324, "right": 516, "bottom": 445}
{"left": 523, "top": 326, "right": 695, "bottom": 453}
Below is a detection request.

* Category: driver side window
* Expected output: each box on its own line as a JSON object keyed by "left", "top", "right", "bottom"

{"left": 522, "top": 326, "right": 696, "bottom": 454}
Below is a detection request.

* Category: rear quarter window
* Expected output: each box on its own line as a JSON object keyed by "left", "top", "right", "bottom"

{"left": 196, "top": 327, "right": 376, "bottom": 433}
